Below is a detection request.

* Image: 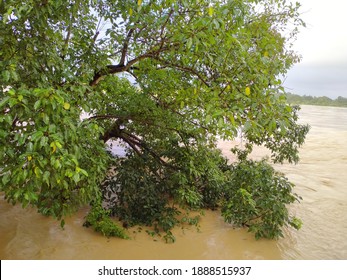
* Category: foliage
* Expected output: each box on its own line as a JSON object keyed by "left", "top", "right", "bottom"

{"left": 285, "top": 93, "right": 347, "bottom": 108}
{"left": 0, "top": 86, "right": 110, "bottom": 220}
{"left": 1, "top": 0, "right": 309, "bottom": 240}
{"left": 222, "top": 144, "right": 302, "bottom": 239}
{"left": 84, "top": 203, "right": 129, "bottom": 239}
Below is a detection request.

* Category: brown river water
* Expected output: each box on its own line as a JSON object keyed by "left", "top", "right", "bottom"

{"left": 1, "top": 105, "right": 347, "bottom": 260}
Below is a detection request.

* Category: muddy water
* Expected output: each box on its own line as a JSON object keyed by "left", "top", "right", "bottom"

{"left": 1, "top": 105, "right": 347, "bottom": 260}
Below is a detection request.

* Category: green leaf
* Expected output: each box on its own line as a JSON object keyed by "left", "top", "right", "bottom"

{"left": 187, "top": 38, "right": 193, "bottom": 50}
{"left": 65, "top": 169, "right": 74, "bottom": 178}
{"left": 0, "top": 96, "right": 10, "bottom": 109}
{"left": 34, "top": 166, "right": 41, "bottom": 178}
{"left": 72, "top": 173, "right": 80, "bottom": 183}
{"left": 8, "top": 98, "right": 18, "bottom": 107}
{"left": 27, "top": 142, "right": 34, "bottom": 152}
{"left": 218, "top": 117, "right": 224, "bottom": 128}
{"left": 31, "top": 131, "right": 44, "bottom": 142}
{"left": 43, "top": 171, "right": 50, "bottom": 185}
{"left": 4, "top": 115, "right": 12, "bottom": 125}
{"left": 2, "top": 174, "right": 11, "bottom": 185}
{"left": 55, "top": 141, "right": 63, "bottom": 149}
{"left": 2, "top": 70, "right": 10, "bottom": 82}
{"left": 43, "top": 114, "right": 50, "bottom": 125}
{"left": 40, "top": 136, "right": 48, "bottom": 148}
{"left": 34, "top": 99, "right": 42, "bottom": 110}
{"left": 53, "top": 159, "right": 61, "bottom": 169}
{"left": 79, "top": 168, "right": 89, "bottom": 177}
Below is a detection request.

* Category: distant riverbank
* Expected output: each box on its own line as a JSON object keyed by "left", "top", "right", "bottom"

{"left": 285, "top": 93, "right": 347, "bottom": 108}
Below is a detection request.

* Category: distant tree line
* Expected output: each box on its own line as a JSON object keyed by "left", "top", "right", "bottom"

{"left": 285, "top": 93, "right": 347, "bottom": 107}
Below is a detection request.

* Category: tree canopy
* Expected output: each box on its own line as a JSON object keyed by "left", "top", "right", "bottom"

{"left": 0, "top": 0, "right": 309, "bottom": 240}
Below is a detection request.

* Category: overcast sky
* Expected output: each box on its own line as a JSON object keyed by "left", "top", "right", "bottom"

{"left": 283, "top": 0, "right": 347, "bottom": 98}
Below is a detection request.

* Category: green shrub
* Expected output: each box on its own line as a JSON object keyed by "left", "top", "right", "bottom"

{"left": 221, "top": 150, "right": 302, "bottom": 239}
{"left": 83, "top": 204, "right": 129, "bottom": 239}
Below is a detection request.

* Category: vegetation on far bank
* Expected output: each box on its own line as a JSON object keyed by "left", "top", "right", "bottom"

{"left": 285, "top": 93, "right": 347, "bottom": 108}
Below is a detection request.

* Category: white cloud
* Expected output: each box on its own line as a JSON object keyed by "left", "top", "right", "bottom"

{"left": 285, "top": 0, "right": 347, "bottom": 97}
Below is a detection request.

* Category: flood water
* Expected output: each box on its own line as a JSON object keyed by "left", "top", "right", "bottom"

{"left": 1, "top": 105, "right": 347, "bottom": 260}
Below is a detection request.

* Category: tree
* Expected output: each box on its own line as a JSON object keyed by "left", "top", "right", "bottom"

{"left": 0, "top": 0, "right": 309, "bottom": 240}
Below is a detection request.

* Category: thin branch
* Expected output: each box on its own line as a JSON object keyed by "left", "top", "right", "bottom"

{"left": 92, "top": 16, "right": 103, "bottom": 43}
{"left": 121, "top": 135, "right": 142, "bottom": 157}
{"left": 121, "top": 131, "right": 143, "bottom": 144}
{"left": 155, "top": 58, "right": 211, "bottom": 87}
{"left": 62, "top": 23, "right": 72, "bottom": 59}
{"left": 124, "top": 134, "right": 172, "bottom": 168}
{"left": 119, "top": 28, "right": 135, "bottom": 66}
{"left": 88, "top": 113, "right": 182, "bottom": 141}
{"left": 87, "top": 114, "right": 122, "bottom": 121}
{"left": 159, "top": 8, "right": 174, "bottom": 39}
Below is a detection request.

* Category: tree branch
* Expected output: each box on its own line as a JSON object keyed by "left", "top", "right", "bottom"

{"left": 119, "top": 130, "right": 170, "bottom": 168}
{"left": 159, "top": 8, "right": 174, "bottom": 39}
{"left": 119, "top": 28, "right": 135, "bottom": 66}
{"left": 155, "top": 58, "right": 211, "bottom": 87}
{"left": 89, "top": 52, "right": 158, "bottom": 87}
{"left": 89, "top": 21, "right": 180, "bottom": 87}
{"left": 120, "top": 134, "right": 142, "bottom": 157}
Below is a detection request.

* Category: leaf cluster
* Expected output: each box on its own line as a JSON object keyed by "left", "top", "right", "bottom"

{"left": 222, "top": 144, "right": 303, "bottom": 239}
{"left": 84, "top": 203, "right": 129, "bottom": 239}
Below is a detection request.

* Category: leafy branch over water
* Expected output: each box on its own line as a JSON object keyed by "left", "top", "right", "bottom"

{"left": 1, "top": 0, "right": 309, "bottom": 240}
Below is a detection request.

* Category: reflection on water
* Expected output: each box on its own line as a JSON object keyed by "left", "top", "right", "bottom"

{"left": 1, "top": 105, "right": 347, "bottom": 259}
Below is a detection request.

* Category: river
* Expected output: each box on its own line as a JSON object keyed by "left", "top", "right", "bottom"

{"left": 1, "top": 105, "right": 346, "bottom": 259}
